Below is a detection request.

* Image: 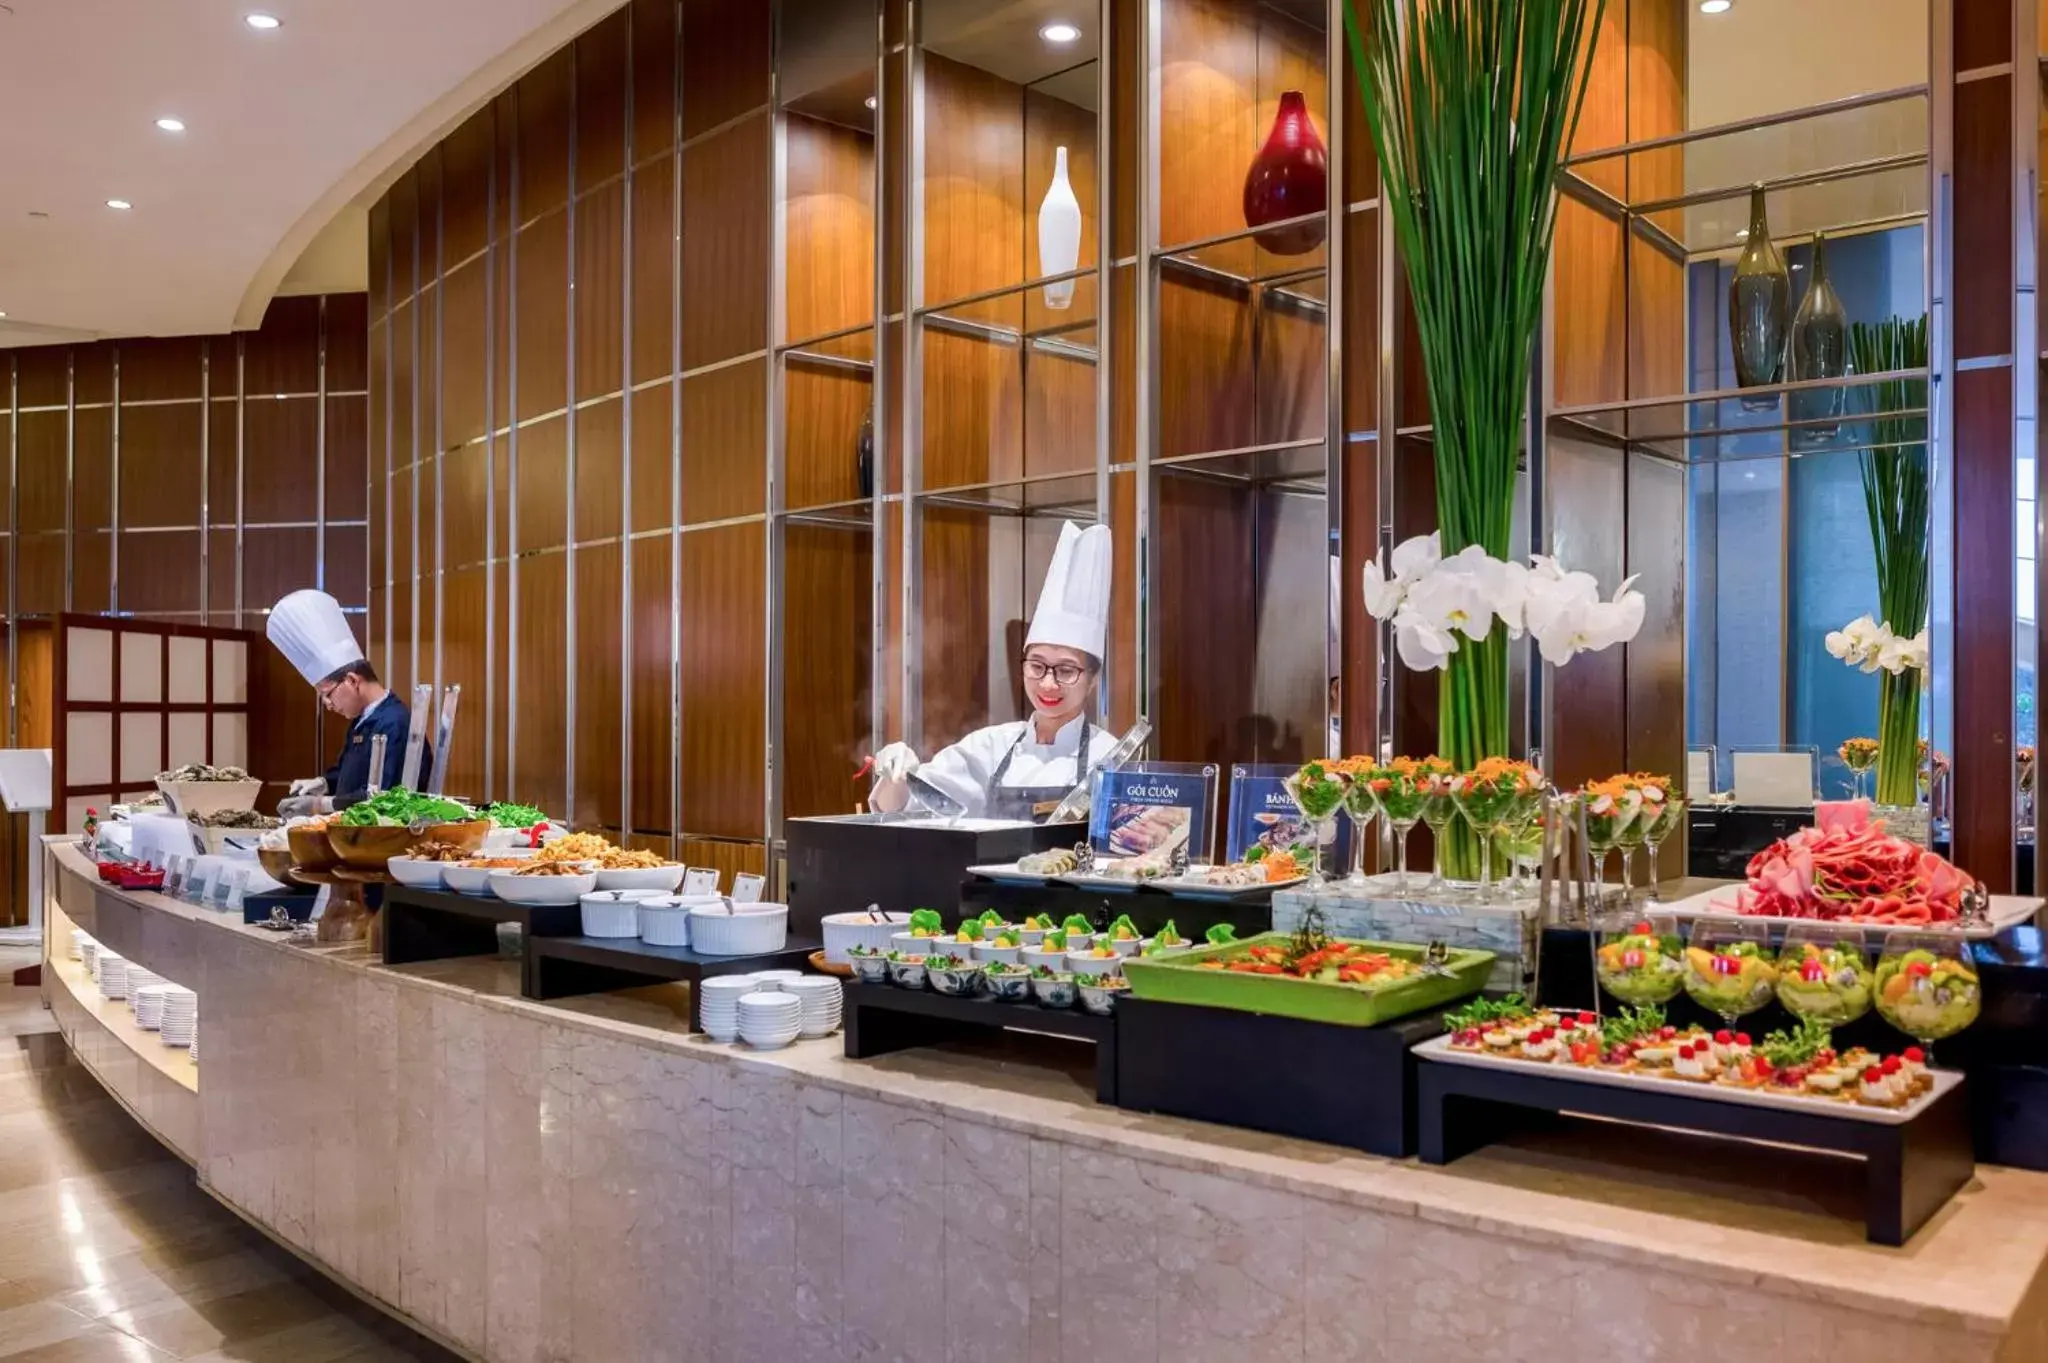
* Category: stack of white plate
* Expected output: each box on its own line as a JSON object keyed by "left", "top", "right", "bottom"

{"left": 97, "top": 954, "right": 129, "bottom": 1001}
{"left": 158, "top": 986, "right": 197, "bottom": 1048}
{"left": 124, "top": 967, "right": 162, "bottom": 1002}
{"left": 79, "top": 939, "right": 99, "bottom": 975}
{"left": 784, "top": 976, "right": 843, "bottom": 1037}
{"left": 736, "top": 991, "right": 802, "bottom": 1050}
{"left": 752, "top": 969, "right": 804, "bottom": 989}
{"left": 189, "top": 1025, "right": 199, "bottom": 1063}
{"left": 698, "top": 974, "right": 761, "bottom": 1042}
{"left": 133, "top": 985, "right": 167, "bottom": 1031}
{"left": 67, "top": 929, "right": 86, "bottom": 961}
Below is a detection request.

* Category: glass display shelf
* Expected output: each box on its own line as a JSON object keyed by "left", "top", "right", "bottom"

{"left": 1549, "top": 367, "right": 1931, "bottom": 467}
{"left": 1158, "top": 216, "right": 1329, "bottom": 311}
{"left": 910, "top": 470, "right": 1100, "bottom": 520}
{"left": 780, "top": 495, "right": 878, "bottom": 530}
{"left": 1560, "top": 85, "right": 1929, "bottom": 258}
{"left": 1153, "top": 436, "right": 1329, "bottom": 493}
{"left": 917, "top": 270, "right": 1100, "bottom": 364}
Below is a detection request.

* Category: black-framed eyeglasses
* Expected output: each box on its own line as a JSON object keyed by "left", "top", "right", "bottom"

{"left": 1021, "top": 658, "right": 1086, "bottom": 687}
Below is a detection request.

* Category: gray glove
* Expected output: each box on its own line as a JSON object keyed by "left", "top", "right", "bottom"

{"left": 288, "top": 777, "right": 328, "bottom": 798}
{"left": 277, "top": 795, "right": 333, "bottom": 820}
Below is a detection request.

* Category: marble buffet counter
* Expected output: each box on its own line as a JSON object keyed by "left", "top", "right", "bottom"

{"left": 40, "top": 838, "right": 2048, "bottom": 1363}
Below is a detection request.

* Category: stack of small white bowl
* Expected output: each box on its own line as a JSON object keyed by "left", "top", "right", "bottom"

{"left": 784, "top": 976, "right": 843, "bottom": 1037}
{"left": 698, "top": 974, "right": 760, "bottom": 1042}
{"left": 68, "top": 928, "right": 87, "bottom": 961}
{"left": 96, "top": 953, "right": 130, "bottom": 1001}
{"left": 157, "top": 986, "right": 197, "bottom": 1048}
{"left": 736, "top": 989, "right": 803, "bottom": 1049}
{"left": 79, "top": 938, "right": 100, "bottom": 976}
{"left": 133, "top": 984, "right": 167, "bottom": 1031}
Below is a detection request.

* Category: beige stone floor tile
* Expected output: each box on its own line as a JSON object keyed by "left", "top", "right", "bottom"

{"left": 0, "top": 1301, "right": 105, "bottom": 1357}
{"left": 81, "top": 1279, "right": 343, "bottom": 1359}
{"left": 0, "top": 1325, "right": 174, "bottom": 1361}
{"left": 50, "top": 1238, "right": 299, "bottom": 1324}
{"left": 173, "top": 1312, "right": 427, "bottom": 1363}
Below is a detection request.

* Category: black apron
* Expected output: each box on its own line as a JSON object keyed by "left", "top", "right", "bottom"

{"left": 984, "top": 719, "right": 1092, "bottom": 823}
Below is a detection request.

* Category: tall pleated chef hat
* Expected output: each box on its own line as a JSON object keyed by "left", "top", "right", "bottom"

{"left": 1024, "top": 520, "right": 1112, "bottom": 660}
{"left": 265, "top": 589, "right": 364, "bottom": 686}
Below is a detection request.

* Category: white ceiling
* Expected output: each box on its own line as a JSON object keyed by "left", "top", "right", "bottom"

{"left": 0, "top": 0, "right": 619, "bottom": 349}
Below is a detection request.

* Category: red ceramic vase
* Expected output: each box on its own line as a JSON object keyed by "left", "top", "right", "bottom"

{"left": 1242, "top": 90, "right": 1328, "bottom": 256}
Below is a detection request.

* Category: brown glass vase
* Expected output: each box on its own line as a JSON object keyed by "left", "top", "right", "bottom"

{"left": 1728, "top": 183, "right": 1789, "bottom": 410}
{"left": 1242, "top": 90, "right": 1328, "bottom": 256}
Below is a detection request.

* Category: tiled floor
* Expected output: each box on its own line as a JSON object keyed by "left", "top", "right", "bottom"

{"left": 0, "top": 946, "right": 461, "bottom": 1362}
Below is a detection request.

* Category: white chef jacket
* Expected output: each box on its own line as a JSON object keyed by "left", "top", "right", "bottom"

{"left": 913, "top": 714, "right": 1121, "bottom": 819}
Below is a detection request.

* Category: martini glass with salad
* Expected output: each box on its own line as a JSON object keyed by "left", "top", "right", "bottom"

{"left": 1775, "top": 925, "right": 1873, "bottom": 1025}
{"left": 1451, "top": 759, "right": 1541, "bottom": 903}
{"left": 1283, "top": 761, "right": 1352, "bottom": 887}
{"left": 1874, "top": 930, "right": 1981, "bottom": 1063}
{"left": 1366, "top": 757, "right": 1432, "bottom": 894}
{"left": 1576, "top": 778, "right": 1640, "bottom": 911}
{"left": 1682, "top": 919, "right": 1778, "bottom": 1029}
{"left": 1595, "top": 912, "right": 1686, "bottom": 1007}
{"left": 1416, "top": 762, "right": 1462, "bottom": 901}
{"left": 1335, "top": 758, "right": 1379, "bottom": 886}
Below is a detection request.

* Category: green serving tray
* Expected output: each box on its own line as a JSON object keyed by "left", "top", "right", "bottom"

{"left": 1119, "top": 933, "right": 1495, "bottom": 1027}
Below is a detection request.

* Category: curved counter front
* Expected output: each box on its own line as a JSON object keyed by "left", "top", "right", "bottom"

{"left": 40, "top": 839, "right": 2048, "bottom": 1363}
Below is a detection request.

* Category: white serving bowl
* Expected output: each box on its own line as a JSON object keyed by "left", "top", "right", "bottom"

{"left": 579, "top": 890, "right": 654, "bottom": 938}
{"left": 489, "top": 870, "right": 596, "bottom": 906}
{"left": 970, "top": 941, "right": 1022, "bottom": 966}
{"left": 822, "top": 910, "right": 911, "bottom": 964}
{"left": 1065, "top": 950, "right": 1123, "bottom": 979}
{"left": 1016, "top": 926, "right": 1049, "bottom": 946}
{"left": 890, "top": 930, "right": 953, "bottom": 957}
{"left": 385, "top": 856, "right": 447, "bottom": 890}
{"left": 689, "top": 902, "right": 789, "bottom": 956}
{"left": 155, "top": 777, "right": 264, "bottom": 820}
{"left": 638, "top": 894, "right": 718, "bottom": 947}
{"left": 1109, "top": 936, "right": 1144, "bottom": 958}
{"left": 594, "top": 864, "right": 685, "bottom": 894}
{"left": 1019, "top": 945, "right": 1066, "bottom": 973}
{"left": 442, "top": 849, "right": 537, "bottom": 895}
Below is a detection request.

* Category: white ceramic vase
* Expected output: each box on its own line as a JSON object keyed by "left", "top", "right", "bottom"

{"left": 1038, "top": 145, "right": 1082, "bottom": 310}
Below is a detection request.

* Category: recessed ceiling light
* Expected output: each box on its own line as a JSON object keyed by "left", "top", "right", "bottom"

{"left": 1699, "top": 0, "right": 1732, "bottom": 12}
{"left": 155, "top": 116, "right": 185, "bottom": 133}
{"left": 106, "top": 198, "right": 132, "bottom": 210}
{"left": 245, "top": 12, "right": 280, "bottom": 29}
{"left": 1039, "top": 21, "right": 1081, "bottom": 43}
{"left": 864, "top": 95, "right": 877, "bottom": 110}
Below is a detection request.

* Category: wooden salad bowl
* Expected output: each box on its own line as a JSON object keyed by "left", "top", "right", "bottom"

{"left": 287, "top": 825, "right": 342, "bottom": 871}
{"left": 325, "top": 823, "right": 418, "bottom": 870}
{"left": 420, "top": 819, "right": 492, "bottom": 855}
{"left": 256, "top": 847, "right": 297, "bottom": 883}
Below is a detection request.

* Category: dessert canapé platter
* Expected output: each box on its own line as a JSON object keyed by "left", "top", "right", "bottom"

{"left": 1417, "top": 999, "right": 1955, "bottom": 1126}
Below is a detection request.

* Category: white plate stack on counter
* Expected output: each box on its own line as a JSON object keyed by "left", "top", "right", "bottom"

{"left": 189, "top": 1025, "right": 199, "bottom": 1064}
{"left": 697, "top": 975, "right": 759, "bottom": 1042}
{"left": 736, "top": 990, "right": 803, "bottom": 1050}
{"left": 124, "top": 966, "right": 162, "bottom": 1001}
{"left": 79, "top": 938, "right": 99, "bottom": 976}
{"left": 133, "top": 985, "right": 167, "bottom": 1031}
{"left": 784, "top": 976, "right": 844, "bottom": 1037}
{"left": 97, "top": 953, "right": 130, "bottom": 1001}
{"left": 157, "top": 986, "right": 197, "bottom": 1048}
{"left": 67, "top": 929, "right": 85, "bottom": 961}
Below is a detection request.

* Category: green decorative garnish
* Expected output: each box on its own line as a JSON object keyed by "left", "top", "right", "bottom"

{"left": 1442, "top": 993, "right": 1528, "bottom": 1032}
{"left": 1061, "top": 914, "right": 1093, "bottom": 936}
{"left": 907, "top": 908, "right": 944, "bottom": 933}
{"left": 995, "top": 929, "right": 1022, "bottom": 948}
{"left": 1204, "top": 923, "right": 1238, "bottom": 946}
{"left": 482, "top": 801, "right": 548, "bottom": 829}
{"left": 1759, "top": 1017, "right": 1834, "bottom": 1069}
{"left": 1153, "top": 920, "right": 1185, "bottom": 947}
{"left": 1109, "top": 914, "right": 1139, "bottom": 941}
{"left": 1600, "top": 1004, "right": 1667, "bottom": 1049}
{"left": 1041, "top": 929, "right": 1068, "bottom": 951}
{"left": 1024, "top": 913, "right": 1055, "bottom": 930}
{"left": 977, "top": 909, "right": 1004, "bottom": 927}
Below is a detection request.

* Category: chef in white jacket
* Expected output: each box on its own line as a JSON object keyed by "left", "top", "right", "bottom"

{"left": 871, "top": 521, "right": 1120, "bottom": 821}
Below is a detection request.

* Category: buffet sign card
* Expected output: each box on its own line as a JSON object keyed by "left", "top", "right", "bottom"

{"left": 731, "top": 872, "right": 765, "bottom": 903}
{"left": 1088, "top": 762, "right": 1219, "bottom": 865}
{"left": 1227, "top": 764, "right": 1321, "bottom": 865}
{"left": 163, "top": 855, "right": 189, "bottom": 898}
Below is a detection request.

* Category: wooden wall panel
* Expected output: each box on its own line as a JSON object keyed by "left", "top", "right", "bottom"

{"left": 514, "top": 550, "right": 569, "bottom": 813}
{"left": 17, "top": 411, "right": 66, "bottom": 533}
{"left": 328, "top": 293, "right": 369, "bottom": 391}
{"left": 242, "top": 398, "right": 323, "bottom": 523}
{"left": 785, "top": 116, "right": 875, "bottom": 342}
{"left": 681, "top": 0, "right": 771, "bottom": 138}
{"left": 917, "top": 506, "right": 990, "bottom": 752}
{"left": 516, "top": 212, "right": 570, "bottom": 421}
{"left": 73, "top": 408, "right": 112, "bottom": 532}
{"left": 75, "top": 345, "right": 114, "bottom": 406}
{"left": 572, "top": 540, "right": 623, "bottom": 829}
{"left": 442, "top": 107, "right": 496, "bottom": 267}
{"left": 784, "top": 523, "right": 872, "bottom": 819}
{"left": 519, "top": 50, "right": 575, "bottom": 222}
{"left": 630, "top": 533, "right": 674, "bottom": 833}
{"left": 677, "top": 837, "right": 767, "bottom": 885}
{"left": 118, "top": 337, "right": 203, "bottom": 403}
{"left": 574, "top": 178, "right": 626, "bottom": 401}
{"left": 630, "top": 154, "right": 676, "bottom": 386}
{"left": 207, "top": 530, "right": 237, "bottom": 622}
{"left": 632, "top": 0, "right": 678, "bottom": 159}
{"left": 680, "top": 361, "right": 766, "bottom": 522}
{"left": 681, "top": 114, "right": 770, "bottom": 369}
{"left": 327, "top": 396, "right": 369, "bottom": 522}
{"left": 516, "top": 416, "right": 570, "bottom": 553}
{"left": 576, "top": 10, "right": 630, "bottom": 192}
{"left": 244, "top": 295, "right": 322, "bottom": 396}
{"left": 441, "top": 566, "right": 490, "bottom": 800}
{"left": 442, "top": 258, "right": 489, "bottom": 448}
{"left": 1154, "top": 475, "right": 1257, "bottom": 765}
{"left": 18, "top": 536, "right": 64, "bottom": 614}
{"left": 117, "top": 404, "right": 203, "bottom": 528}
{"left": 118, "top": 532, "right": 202, "bottom": 617}
{"left": 629, "top": 386, "right": 675, "bottom": 534}
{"left": 784, "top": 360, "right": 872, "bottom": 510}
{"left": 920, "top": 330, "right": 1013, "bottom": 489}
{"left": 681, "top": 522, "right": 764, "bottom": 839}
{"left": 326, "top": 525, "right": 369, "bottom": 609}
{"left": 574, "top": 397, "right": 623, "bottom": 544}
{"left": 923, "top": 55, "right": 1024, "bottom": 307}
{"left": 1956, "top": 365, "right": 2015, "bottom": 887}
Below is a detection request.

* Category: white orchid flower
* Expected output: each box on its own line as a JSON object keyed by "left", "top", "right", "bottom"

{"left": 1825, "top": 615, "right": 1886, "bottom": 668}
{"left": 1361, "top": 531, "right": 1442, "bottom": 620}
{"left": 1905, "top": 628, "right": 1930, "bottom": 672}
{"left": 1391, "top": 604, "right": 1459, "bottom": 671}
{"left": 1526, "top": 571, "right": 1644, "bottom": 665}
{"left": 1405, "top": 558, "right": 1497, "bottom": 643}
{"left": 1876, "top": 626, "right": 1930, "bottom": 676}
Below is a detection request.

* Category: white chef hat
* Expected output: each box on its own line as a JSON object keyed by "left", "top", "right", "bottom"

{"left": 1024, "top": 521, "right": 1112, "bottom": 660}
{"left": 265, "top": 589, "right": 365, "bottom": 686}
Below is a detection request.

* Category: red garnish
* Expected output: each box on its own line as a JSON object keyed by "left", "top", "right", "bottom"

{"left": 1863, "top": 1067, "right": 1882, "bottom": 1082}
{"left": 1631, "top": 921, "right": 1653, "bottom": 935}
{"left": 1800, "top": 958, "right": 1826, "bottom": 982}
{"left": 1714, "top": 1029, "right": 1732, "bottom": 1044}
{"left": 1735, "top": 1033, "right": 1751, "bottom": 1046}
{"left": 1659, "top": 1026, "right": 1677, "bottom": 1039}
{"left": 1904, "top": 1046, "right": 1924, "bottom": 1063}
{"left": 1882, "top": 1056, "right": 1902, "bottom": 1075}
{"left": 1577, "top": 1012, "right": 1597, "bottom": 1026}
